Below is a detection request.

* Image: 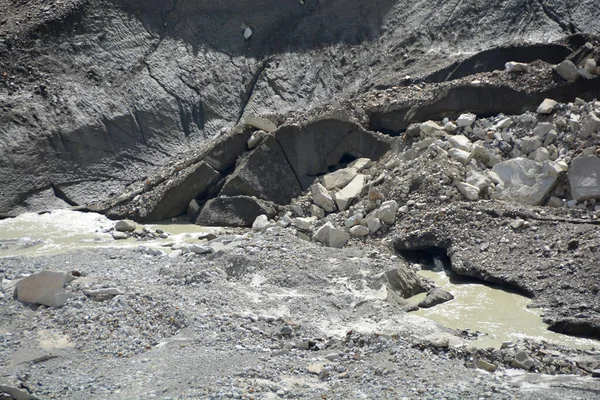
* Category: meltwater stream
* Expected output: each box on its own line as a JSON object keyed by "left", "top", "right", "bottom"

{"left": 1, "top": 210, "right": 599, "bottom": 350}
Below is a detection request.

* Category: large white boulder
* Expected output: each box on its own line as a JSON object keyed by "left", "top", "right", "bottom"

{"left": 553, "top": 60, "right": 578, "bottom": 82}
{"left": 448, "top": 135, "right": 472, "bottom": 152}
{"left": 568, "top": 156, "right": 600, "bottom": 201}
{"left": 334, "top": 175, "right": 366, "bottom": 211}
{"left": 492, "top": 158, "right": 560, "bottom": 206}
{"left": 537, "top": 98, "right": 558, "bottom": 114}
{"left": 420, "top": 120, "right": 445, "bottom": 135}
{"left": 457, "top": 113, "right": 476, "bottom": 127}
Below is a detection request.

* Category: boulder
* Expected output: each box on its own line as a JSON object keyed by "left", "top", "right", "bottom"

{"left": 457, "top": 182, "right": 480, "bottom": 200}
{"left": 112, "top": 231, "right": 129, "bottom": 240}
{"left": 420, "top": 120, "right": 444, "bottom": 135}
{"left": 243, "top": 115, "right": 277, "bottom": 133}
{"left": 492, "top": 158, "right": 559, "bottom": 206}
{"left": 448, "top": 135, "right": 472, "bottom": 152}
{"left": 144, "top": 161, "right": 221, "bottom": 222}
{"left": 520, "top": 136, "right": 543, "bottom": 154}
{"left": 309, "top": 204, "right": 325, "bottom": 219}
{"left": 292, "top": 217, "right": 313, "bottom": 231}
{"left": 311, "top": 183, "right": 337, "bottom": 212}
{"left": 418, "top": 288, "right": 454, "bottom": 308}
{"left": 252, "top": 214, "right": 270, "bottom": 231}
{"left": 349, "top": 225, "right": 370, "bottom": 236}
{"left": 585, "top": 58, "right": 598, "bottom": 74}
{"left": 328, "top": 228, "right": 350, "bottom": 248}
{"left": 448, "top": 148, "right": 471, "bottom": 165}
{"left": 581, "top": 113, "right": 600, "bottom": 139}
{"left": 203, "top": 130, "right": 251, "bottom": 172}
{"left": 385, "top": 268, "right": 427, "bottom": 298}
{"left": 334, "top": 175, "right": 366, "bottom": 211}
{"left": 114, "top": 220, "right": 137, "bottom": 232}
{"left": 348, "top": 158, "right": 373, "bottom": 172}
{"left": 322, "top": 168, "right": 358, "bottom": 190}
{"left": 313, "top": 222, "right": 333, "bottom": 245}
{"left": 219, "top": 136, "right": 302, "bottom": 205}
{"left": 505, "top": 61, "right": 529, "bottom": 72}
{"left": 568, "top": 156, "right": 600, "bottom": 201}
{"left": 512, "top": 351, "right": 535, "bottom": 370}
{"left": 365, "top": 217, "right": 383, "bottom": 233}
{"left": 466, "top": 170, "right": 492, "bottom": 192}
{"left": 553, "top": 60, "right": 578, "bottom": 82}
{"left": 187, "top": 199, "right": 201, "bottom": 221}
{"left": 15, "top": 271, "right": 75, "bottom": 307}
{"left": 373, "top": 200, "right": 398, "bottom": 224}
{"left": 536, "top": 98, "right": 558, "bottom": 114}
{"left": 196, "top": 196, "right": 276, "bottom": 227}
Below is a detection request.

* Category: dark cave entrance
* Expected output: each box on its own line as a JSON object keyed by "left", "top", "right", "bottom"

{"left": 327, "top": 152, "right": 358, "bottom": 173}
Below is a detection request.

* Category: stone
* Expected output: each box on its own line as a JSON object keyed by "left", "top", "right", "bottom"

{"left": 374, "top": 200, "right": 398, "bottom": 225}
{"left": 243, "top": 115, "right": 276, "bottom": 132}
{"left": 112, "top": 231, "right": 128, "bottom": 240}
{"left": 348, "top": 157, "right": 372, "bottom": 172}
{"left": 187, "top": 199, "right": 201, "bottom": 221}
{"left": 537, "top": 98, "right": 558, "bottom": 114}
{"left": 476, "top": 359, "right": 497, "bottom": 373}
{"left": 448, "top": 148, "right": 471, "bottom": 165}
{"left": 457, "top": 182, "right": 480, "bottom": 201}
{"left": 420, "top": 120, "right": 444, "bottom": 135}
{"left": 196, "top": 196, "right": 276, "bottom": 227}
{"left": 512, "top": 350, "right": 535, "bottom": 370}
{"left": 511, "top": 218, "right": 525, "bottom": 229}
{"left": 385, "top": 268, "right": 427, "bottom": 298}
{"left": 328, "top": 227, "right": 350, "bottom": 248}
{"left": 219, "top": 136, "right": 302, "bottom": 205}
{"left": 520, "top": 136, "right": 542, "bottom": 154}
{"left": 466, "top": 170, "right": 492, "bottom": 192}
{"left": 365, "top": 217, "right": 382, "bottom": 233}
{"left": 470, "top": 144, "right": 501, "bottom": 167}
{"left": 309, "top": 204, "right": 325, "bottom": 219}
{"left": 83, "top": 288, "right": 124, "bottom": 298}
{"left": 279, "top": 214, "right": 292, "bottom": 227}
{"left": 585, "top": 58, "right": 598, "bottom": 74}
{"left": 543, "top": 130, "right": 558, "bottom": 146}
{"left": 252, "top": 215, "right": 270, "bottom": 231}
{"left": 418, "top": 288, "right": 454, "bottom": 308}
{"left": 114, "top": 220, "right": 137, "bottom": 232}
{"left": 457, "top": 113, "right": 476, "bottom": 127}
{"left": 345, "top": 214, "right": 363, "bottom": 228}
{"left": 492, "top": 158, "right": 559, "bottom": 206}
{"left": 505, "top": 61, "right": 529, "bottom": 72}
{"left": 292, "top": 217, "right": 313, "bottom": 231}
{"left": 579, "top": 67, "right": 596, "bottom": 80}
{"left": 349, "top": 225, "right": 370, "bottom": 236}
{"left": 553, "top": 60, "right": 578, "bottom": 82}
{"left": 243, "top": 26, "right": 253, "bottom": 40}
{"left": 247, "top": 130, "right": 265, "bottom": 149}
{"left": 448, "top": 135, "right": 472, "bottom": 152}
{"left": 311, "top": 183, "right": 336, "bottom": 212}
{"left": 198, "top": 232, "right": 218, "bottom": 241}
{"left": 307, "top": 363, "right": 325, "bottom": 375}
{"left": 533, "top": 122, "right": 554, "bottom": 138}
{"left": 568, "top": 156, "right": 600, "bottom": 201}
{"left": 531, "top": 147, "right": 550, "bottom": 162}
{"left": 495, "top": 118, "right": 513, "bottom": 129}
{"left": 15, "top": 271, "right": 75, "bottom": 307}
{"left": 0, "top": 385, "right": 39, "bottom": 400}
{"left": 334, "top": 175, "right": 366, "bottom": 211}
{"left": 203, "top": 130, "right": 252, "bottom": 172}
{"left": 322, "top": 168, "right": 358, "bottom": 190}
{"left": 444, "top": 122, "right": 458, "bottom": 132}
{"left": 546, "top": 196, "right": 564, "bottom": 208}
{"left": 313, "top": 222, "right": 333, "bottom": 245}
{"left": 581, "top": 113, "right": 600, "bottom": 139}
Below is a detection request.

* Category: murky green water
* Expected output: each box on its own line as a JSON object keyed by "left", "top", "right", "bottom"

{"left": 410, "top": 270, "right": 600, "bottom": 349}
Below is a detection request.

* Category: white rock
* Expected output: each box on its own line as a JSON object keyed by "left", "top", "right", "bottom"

{"left": 521, "top": 136, "right": 543, "bottom": 154}
{"left": 585, "top": 58, "right": 597, "bottom": 74}
{"left": 115, "top": 220, "right": 137, "bottom": 232}
{"left": 365, "top": 217, "right": 383, "bottom": 234}
{"left": 322, "top": 168, "right": 357, "bottom": 190}
{"left": 168, "top": 249, "right": 183, "bottom": 258}
{"left": 444, "top": 122, "right": 458, "bottom": 132}
{"left": 495, "top": 118, "right": 513, "bottom": 129}
{"left": 448, "top": 135, "right": 472, "bottom": 152}
{"left": 243, "top": 27, "right": 253, "bottom": 40}
{"left": 252, "top": 215, "right": 270, "bottom": 231}
{"left": 470, "top": 144, "right": 501, "bottom": 167}
{"left": 568, "top": 156, "right": 600, "bottom": 201}
{"left": 15, "top": 271, "right": 75, "bottom": 307}
{"left": 344, "top": 214, "right": 363, "bottom": 228}
{"left": 310, "top": 204, "right": 325, "bottom": 219}
{"left": 533, "top": 122, "right": 554, "bottom": 138}
{"left": 491, "top": 158, "right": 559, "bottom": 206}
{"left": 537, "top": 98, "right": 558, "bottom": 114}
{"left": 292, "top": 217, "right": 313, "bottom": 231}
{"left": 553, "top": 60, "right": 578, "bottom": 82}
{"left": 374, "top": 200, "right": 398, "bottom": 225}
{"left": 505, "top": 61, "right": 529, "bottom": 72}
{"left": 313, "top": 222, "right": 332, "bottom": 245}
{"left": 112, "top": 231, "right": 128, "bottom": 240}
{"left": 279, "top": 214, "right": 292, "bottom": 227}
{"left": 466, "top": 170, "right": 491, "bottom": 191}
{"left": 334, "top": 175, "right": 366, "bottom": 211}
{"left": 579, "top": 67, "right": 596, "bottom": 80}
{"left": 531, "top": 147, "right": 551, "bottom": 162}
{"left": 581, "top": 113, "right": 600, "bottom": 139}
{"left": 457, "top": 113, "right": 477, "bottom": 127}
{"left": 543, "top": 130, "right": 558, "bottom": 146}
{"left": 457, "top": 182, "right": 480, "bottom": 201}
{"left": 328, "top": 228, "right": 350, "bottom": 248}
{"left": 546, "top": 196, "right": 564, "bottom": 208}
{"left": 420, "top": 120, "right": 445, "bottom": 135}
{"left": 311, "top": 183, "right": 336, "bottom": 212}
{"left": 244, "top": 115, "right": 276, "bottom": 132}
{"left": 348, "top": 158, "right": 372, "bottom": 172}
{"left": 247, "top": 131, "right": 264, "bottom": 149}
{"left": 448, "top": 148, "right": 471, "bottom": 165}
{"left": 349, "top": 225, "right": 370, "bottom": 237}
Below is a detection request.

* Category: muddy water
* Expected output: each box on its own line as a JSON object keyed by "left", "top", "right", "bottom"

{"left": 2, "top": 211, "right": 599, "bottom": 350}
{"left": 0, "top": 210, "right": 218, "bottom": 257}
{"left": 410, "top": 270, "right": 600, "bottom": 349}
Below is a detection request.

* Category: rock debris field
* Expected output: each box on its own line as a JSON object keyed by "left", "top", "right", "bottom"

{"left": 3, "top": 0, "right": 600, "bottom": 399}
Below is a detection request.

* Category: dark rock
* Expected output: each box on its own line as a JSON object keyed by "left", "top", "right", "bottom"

{"left": 385, "top": 267, "right": 427, "bottom": 299}
{"left": 187, "top": 199, "right": 201, "bottom": 221}
{"left": 275, "top": 117, "right": 391, "bottom": 189}
{"left": 418, "top": 288, "right": 454, "bottom": 308}
{"left": 203, "top": 129, "right": 252, "bottom": 172}
{"left": 142, "top": 161, "right": 221, "bottom": 222}
{"left": 196, "top": 196, "right": 276, "bottom": 227}
{"left": 386, "top": 289, "right": 419, "bottom": 312}
{"left": 219, "top": 135, "right": 302, "bottom": 204}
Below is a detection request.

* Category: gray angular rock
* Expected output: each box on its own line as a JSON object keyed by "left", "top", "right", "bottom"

{"left": 457, "top": 182, "right": 480, "bottom": 201}
{"left": 115, "top": 220, "right": 137, "bottom": 232}
{"left": 334, "top": 174, "right": 366, "bottom": 211}
{"left": 349, "top": 225, "right": 370, "bottom": 237}
{"left": 418, "top": 288, "right": 454, "bottom": 308}
{"left": 15, "top": 271, "right": 75, "bottom": 307}
{"left": 374, "top": 200, "right": 398, "bottom": 225}
{"left": 328, "top": 227, "right": 350, "bottom": 248}
{"left": 322, "top": 168, "right": 358, "bottom": 190}
{"left": 537, "top": 98, "right": 558, "bottom": 114}
{"left": 311, "top": 183, "right": 336, "bottom": 212}
{"left": 252, "top": 214, "right": 270, "bottom": 231}
{"left": 196, "top": 196, "right": 276, "bottom": 227}
{"left": 385, "top": 267, "right": 427, "bottom": 298}
{"left": 568, "top": 156, "right": 600, "bottom": 201}
{"left": 492, "top": 158, "right": 559, "bottom": 206}
{"left": 244, "top": 115, "right": 276, "bottom": 132}
{"left": 553, "top": 60, "right": 578, "bottom": 82}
